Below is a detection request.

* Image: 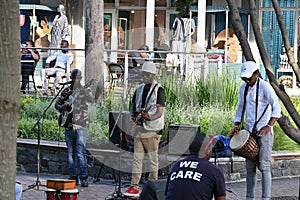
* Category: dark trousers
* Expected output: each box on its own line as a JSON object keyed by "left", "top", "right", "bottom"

{"left": 21, "top": 64, "right": 34, "bottom": 91}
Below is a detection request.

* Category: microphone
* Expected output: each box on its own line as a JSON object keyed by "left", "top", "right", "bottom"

{"left": 226, "top": 188, "right": 233, "bottom": 193}
{"left": 59, "top": 81, "right": 72, "bottom": 85}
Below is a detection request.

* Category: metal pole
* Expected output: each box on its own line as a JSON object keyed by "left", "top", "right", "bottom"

{"left": 32, "top": 5, "right": 36, "bottom": 41}
{"left": 225, "top": 8, "right": 229, "bottom": 64}
{"left": 124, "top": 52, "right": 128, "bottom": 98}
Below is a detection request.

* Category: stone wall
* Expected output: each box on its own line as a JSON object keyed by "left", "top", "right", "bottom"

{"left": 17, "top": 139, "right": 300, "bottom": 182}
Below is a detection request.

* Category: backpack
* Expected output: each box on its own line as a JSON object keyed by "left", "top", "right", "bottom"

{"left": 212, "top": 135, "right": 232, "bottom": 157}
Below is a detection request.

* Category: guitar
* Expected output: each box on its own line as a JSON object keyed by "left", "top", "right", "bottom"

{"left": 131, "top": 104, "right": 157, "bottom": 133}
{"left": 58, "top": 79, "right": 97, "bottom": 127}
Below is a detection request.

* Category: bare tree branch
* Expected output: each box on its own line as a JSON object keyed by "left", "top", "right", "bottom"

{"left": 226, "top": 0, "right": 255, "bottom": 61}
{"left": 271, "top": 0, "right": 300, "bottom": 83}
{"left": 226, "top": 0, "right": 300, "bottom": 143}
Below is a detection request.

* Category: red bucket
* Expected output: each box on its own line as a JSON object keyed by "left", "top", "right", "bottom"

{"left": 45, "top": 188, "right": 58, "bottom": 200}
{"left": 60, "top": 189, "right": 79, "bottom": 200}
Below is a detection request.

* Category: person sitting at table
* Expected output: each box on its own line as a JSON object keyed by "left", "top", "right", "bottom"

{"left": 21, "top": 40, "right": 40, "bottom": 93}
{"left": 128, "top": 44, "right": 152, "bottom": 69}
{"left": 40, "top": 39, "right": 73, "bottom": 94}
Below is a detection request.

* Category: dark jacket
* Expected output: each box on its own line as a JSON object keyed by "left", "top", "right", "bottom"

{"left": 128, "top": 52, "right": 146, "bottom": 69}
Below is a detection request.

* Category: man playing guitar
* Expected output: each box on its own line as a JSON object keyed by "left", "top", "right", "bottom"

{"left": 124, "top": 62, "right": 166, "bottom": 197}
{"left": 55, "top": 69, "right": 94, "bottom": 187}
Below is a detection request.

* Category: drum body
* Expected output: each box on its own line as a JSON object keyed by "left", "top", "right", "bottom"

{"left": 60, "top": 189, "right": 79, "bottom": 200}
{"left": 230, "top": 130, "right": 259, "bottom": 159}
{"left": 45, "top": 188, "right": 58, "bottom": 200}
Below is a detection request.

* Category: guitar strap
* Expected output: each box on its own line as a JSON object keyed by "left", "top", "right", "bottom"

{"left": 144, "top": 83, "right": 158, "bottom": 111}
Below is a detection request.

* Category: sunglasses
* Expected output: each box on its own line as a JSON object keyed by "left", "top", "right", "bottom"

{"left": 242, "top": 77, "right": 251, "bottom": 82}
{"left": 141, "top": 72, "right": 152, "bottom": 77}
{"left": 241, "top": 75, "right": 254, "bottom": 82}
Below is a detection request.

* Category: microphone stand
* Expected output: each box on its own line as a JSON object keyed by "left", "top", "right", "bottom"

{"left": 25, "top": 85, "right": 67, "bottom": 191}
{"left": 107, "top": 84, "right": 133, "bottom": 199}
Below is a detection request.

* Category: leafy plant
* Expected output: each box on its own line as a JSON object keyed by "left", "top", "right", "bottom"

{"left": 18, "top": 73, "right": 300, "bottom": 151}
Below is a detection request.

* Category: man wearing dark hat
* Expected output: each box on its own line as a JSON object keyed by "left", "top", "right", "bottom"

{"left": 165, "top": 134, "right": 226, "bottom": 200}
{"left": 229, "top": 61, "right": 281, "bottom": 200}
{"left": 124, "top": 62, "right": 165, "bottom": 197}
{"left": 128, "top": 44, "right": 151, "bottom": 68}
{"left": 55, "top": 69, "right": 94, "bottom": 187}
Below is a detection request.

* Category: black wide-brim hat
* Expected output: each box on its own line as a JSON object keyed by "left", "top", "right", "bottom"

{"left": 138, "top": 44, "right": 149, "bottom": 51}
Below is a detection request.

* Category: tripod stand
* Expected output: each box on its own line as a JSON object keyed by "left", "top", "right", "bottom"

{"left": 106, "top": 85, "right": 133, "bottom": 199}
{"left": 106, "top": 111, "right": 127, "bottom": 199}
{"left": 25, "top": 85, "right": 67, "bottom": 191}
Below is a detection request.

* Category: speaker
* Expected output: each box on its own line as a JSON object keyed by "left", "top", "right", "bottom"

{"left": 109, "top": 111, "right": 133, "bottom": 150}
{"left": 167, "top": 124, "right": 200, "bottom": 155}
{"left": 139, "top": 179, "right": 167, "bottom": 200}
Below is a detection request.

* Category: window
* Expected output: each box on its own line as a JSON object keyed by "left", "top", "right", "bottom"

{"left": 119, "top": 0, "right": 146, "bottom": 6}
{"left": 261, "top": 10, "right": 295, "bottom": 72}
{"left": 262, "top": 0, "right": 295, "bottom": 8}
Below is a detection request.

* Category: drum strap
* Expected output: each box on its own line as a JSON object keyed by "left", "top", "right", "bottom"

{"left": 241, "top": 79, "right": 268, "bottom": 131}
{"left": 255, "top": 79, "right": 260, "bottom": 121}
{"left": 253, "top": 78, "right": 269, "bottom": 133}
{"left": 240, "top": 84, "right": 249, "bottom": 129}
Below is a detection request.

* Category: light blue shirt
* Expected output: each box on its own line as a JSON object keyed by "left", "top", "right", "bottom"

{"left": 46, "top": 50, "right": 73, "bottom": 74}
{"left": 233, "top": 78, "right": 281, "bottom": 131}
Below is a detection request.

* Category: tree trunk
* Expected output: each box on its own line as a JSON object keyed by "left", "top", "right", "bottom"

{"left": 0, "top": 0, "right": 20, "bottom": 199}
{"left": 85, "top": 0, "right": 104, "bottom": 105}
{"left": 269, "top": 0, "right": 300, "bottom": 142}
{"left": 226, "top": 0, "right": 255, "bottom": 62}
{"left": 226, "top": 0, "right": 300, "bottom": 143}
{"left": 271, "top": 0, "right": 300, "bottom": 83}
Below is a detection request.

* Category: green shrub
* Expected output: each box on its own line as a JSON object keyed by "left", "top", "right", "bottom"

{"left": 18, "top": 74, "right": 300, "bottom": 151}
{"left": 273, "top": 123, "right": 300, "bottom": 150}
{"left": 18, "top": 117, "right": 64, "bottom": 141}
{"left": 20, "top": 96, "right": 58, "bottom": 120}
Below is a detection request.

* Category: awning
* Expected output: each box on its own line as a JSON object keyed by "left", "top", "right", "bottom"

{"left": 190, "top": 5, "right": 248, "bottom": 14}
{"left": 19, "top": 4, "right": 56, "bottom": 11}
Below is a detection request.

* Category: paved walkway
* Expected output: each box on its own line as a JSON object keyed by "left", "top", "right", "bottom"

{"left": 17, "top": 172, "right": 299, "bottom": 200}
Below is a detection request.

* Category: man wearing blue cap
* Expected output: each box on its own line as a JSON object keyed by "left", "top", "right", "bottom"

{"left": 124, "top": 62, "right": 165, "bottom": 197}
{"left": 229, "top": 61, "right": 281, "bottom": 200}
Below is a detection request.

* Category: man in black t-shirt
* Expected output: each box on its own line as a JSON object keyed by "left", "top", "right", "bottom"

{"left": 124, "top": 62, "right": 165, "bottom": 197}
{"left": 165, "top": 134, "right": 226, "bottom": 200}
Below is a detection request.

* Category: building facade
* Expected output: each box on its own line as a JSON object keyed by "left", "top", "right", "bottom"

{"left": 19, "top": 0, "right": 300, "bottom": 83}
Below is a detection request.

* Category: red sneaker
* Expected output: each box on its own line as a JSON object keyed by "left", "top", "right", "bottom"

{"left": 123, "top": 186, "right": 139, "bottom": 197}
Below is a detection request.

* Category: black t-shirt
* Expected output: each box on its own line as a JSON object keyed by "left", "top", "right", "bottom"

{"left": 165, "top": 156, "right": 226, "bottom": 200}
{"left": 132, "top": 84, "right": 165, "bottom": 108}
{"left": 132, "top": 84, "right": 165, "bottom": 133}
{"left": 21, "top": 50, "right": 39, "bottom": 75}
{"left": 21, "top": 50, "right": 39, "bottom": 63}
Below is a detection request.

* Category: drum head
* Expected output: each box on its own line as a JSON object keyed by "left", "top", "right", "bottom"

{"left": 46, "top": 188, "right": 57, "bottom": 192}
{"left": 60, "top": 189, "right": 79, "bottom": 193}
{"left": 230, "top": 129, "right": 250, "bottom": 150}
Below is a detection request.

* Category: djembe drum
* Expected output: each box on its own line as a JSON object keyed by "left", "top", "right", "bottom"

{"left": 229, "top": 129, "right": 259, "bottom": 159}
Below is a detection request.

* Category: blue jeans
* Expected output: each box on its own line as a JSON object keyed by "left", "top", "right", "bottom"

{"left": 65, "top": 127, "right": 88, "bottom": 178}
{"left": 246, "top": 131, "right": 273, "bottom": 200}
{"left": 15, "top": 183, "right": 22, "bottom": 200}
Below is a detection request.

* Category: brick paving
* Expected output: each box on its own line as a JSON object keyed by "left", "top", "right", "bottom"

{"left": 17, "top": 172, "right": 299, "bottom": 200}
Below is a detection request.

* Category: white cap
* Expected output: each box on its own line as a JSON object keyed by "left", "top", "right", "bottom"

{"left": 240, "top": 61, "right": 258, "bottom": 78}
{"left": 142, "top": 62, "right": 156, "bottom": 74}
